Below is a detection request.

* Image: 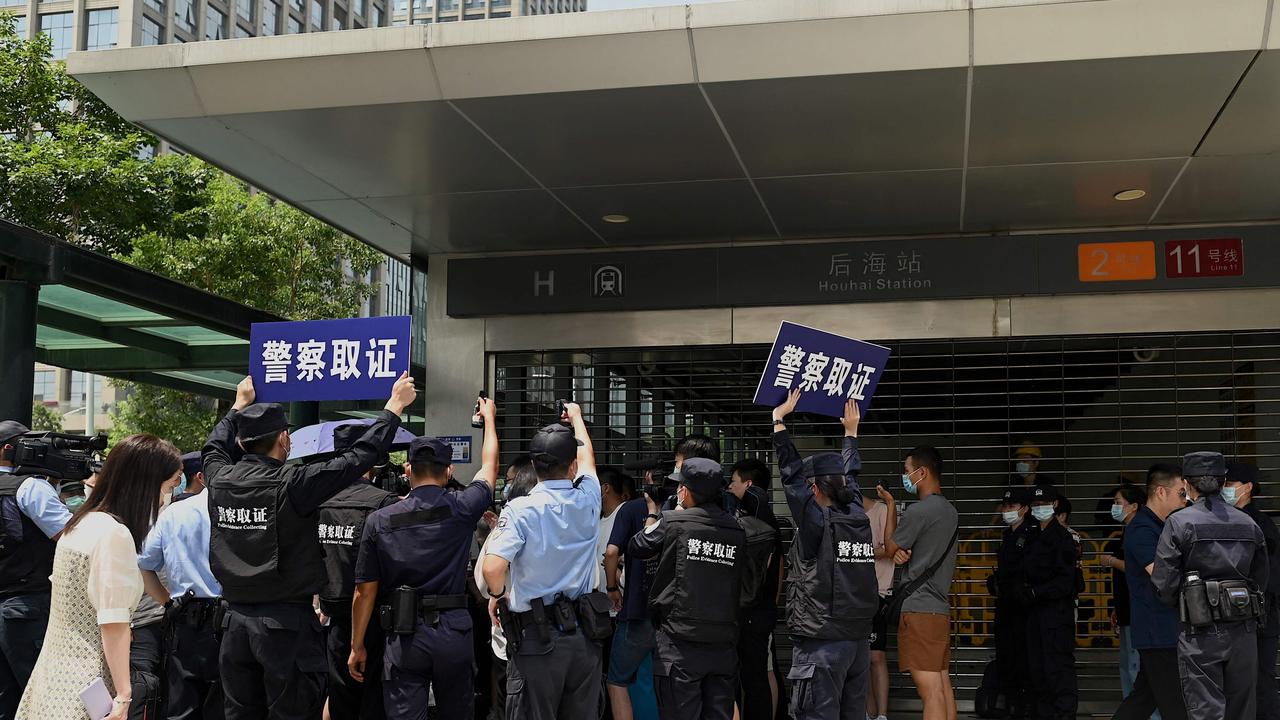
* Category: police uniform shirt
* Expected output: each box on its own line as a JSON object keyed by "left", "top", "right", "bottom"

{"left": 0, "top": 466, "right": 72, "bottom": 538}
{"left": 486, "top": 474, "right": 602, "bottom": 612}
{"left": 1152, "top": 496, "right": 1268, "bottom": 607}
{"left": 1023, "top": 520, "right": 1077, "bottom": 603}
{"left": 774, "top": 429, "right": 867, "bottom": 560}
{"left": 138, "top": 488, "right": 222, "bottom": 600}
{"left": 354, "top": 481, "right": 492, "bottom": 596}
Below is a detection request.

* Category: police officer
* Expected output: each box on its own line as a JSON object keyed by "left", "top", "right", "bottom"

{"left": 625, "top": 458, "right": 745, "bottom": 720}
{"left": 138, "top": 451, "right": 225, "bottom": 720}
{"left": 318, "top": 424, "right": 399, "bottom": 720}
{"left": 482, "top": 403, "right": 603, "bottom": 720}
{"left": 774, "top": 393, "right": 879, "bottom": 720}
{"left": 1222, "top": 460, "right": 1280, "bottom": 720}
{"left": 1153, "top": 452, "right": 1269, "bottom": 720}
{"left": 988, "top": 487, "right": 1036, "bottom": 719}
{"left": 203, "top": 373, "right": 415, "bottom": 720}
{"left": 0, "top": 420, "right": 71, "bottom": 720}
{"left": 347, "top": 397, "right": 498, "bottom": 719}
{"left": 1017, "top": 485, "right": 1077, "bottom": 720}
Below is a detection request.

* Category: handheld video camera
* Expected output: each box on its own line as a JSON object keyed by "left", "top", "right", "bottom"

{"left": 8, "top": 432, "right": 109, "bottom": 481}
{"left": 626, "top": 458, "right": 679, "bottom": 506}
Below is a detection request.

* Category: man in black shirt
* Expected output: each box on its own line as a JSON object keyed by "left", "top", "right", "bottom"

{"left": 726, "top": 458, "right": 780, "bottom": 720}
{"left": 1224, "top": 460, "right": 1280, "bottom": 720}
{"left": 203, "top": 373, "right": 416, "bottom": 720}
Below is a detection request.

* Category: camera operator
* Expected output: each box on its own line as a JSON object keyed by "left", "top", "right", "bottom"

{"left": 0, "top": 420, "right": 74, "bottom": 719}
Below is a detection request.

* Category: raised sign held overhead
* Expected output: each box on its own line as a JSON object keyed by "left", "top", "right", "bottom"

{"left": 249, "top": 316, "right": 411, "bottom": 403}
{"left": 753, "top": 322, "right": 890, "bottom": 419}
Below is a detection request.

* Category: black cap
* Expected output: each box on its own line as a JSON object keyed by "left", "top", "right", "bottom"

{"left": 181, "top": 452, "right": 202, "bottom": 479}
{"left": 236, "top": 403, "right": 290, "bottom": 442}
{"left": 674, "top": 457, "right": 723, "bottom": 497}
{"left": 333, "top": 423, "right": 366, "bottom": 452}
{"left": 408, "top": 437, "right": 453, "bottom": 465}
{"left": 1183, "top": 451, "right": 1226, "bottom": 478}
{"left": 1030, "top": 484, "right": 1059, "bottom": 503}
{"left": 0, "top": 420, "right": 29, "bottom": 447}
{"left": 1002, "top": 487, "right": 1031, "bottom": 506}
{"left": 800, "top": 453, "right": 844, "bottom": 479}
{"left": 529, "top": 424, "right": 582, "bottom": 463}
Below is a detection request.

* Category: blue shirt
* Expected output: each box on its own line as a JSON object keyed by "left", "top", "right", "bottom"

{"left": 488, "top": 475, "right": 602, "bottom": 612}
{"left": 354, "top": 482, "right": 492, "bottom": 596}
{"left": 1124, "top": 505, "right": 1178, "bottom": 650}
{"left": 2, "top": 468, "right": 72, "bottom": 539}
{"left": 607, "top": 497, "right": 655, "bottom": 622}
{"left": 138, "top": 489, "right": 222, "bottom": 600}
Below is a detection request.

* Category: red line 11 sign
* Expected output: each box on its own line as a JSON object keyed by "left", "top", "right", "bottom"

{"left": 1164, "top": 239, "right": 1244, "bottom": 278}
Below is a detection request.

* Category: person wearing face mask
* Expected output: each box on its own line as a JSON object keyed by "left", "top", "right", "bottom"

{"left": 204, "top": 374, "right": 415, "bottom": 720}
{"left": 1112, "top": 465, "right": 1188, "bottom": 720}
{"left": 986, "top": 488, "right": 1035, "bottom": 719}
{"left": 1015, "top": 485, "right": 1078, "bottom": 720}
{"left": 1010, "top": 442, "right": 1057, "bottom": 491}
{"left": 881, "top": 445, "right": 959, "bottom": 720}
{"left": 1098, "top": 485, "right": 1144, "bottom": 703}
{"left": 1224, "top": 460, "right": 1280, "bottom": 720}
{"left": 1151, "top": 452, "right": 1267, "bottom": 720}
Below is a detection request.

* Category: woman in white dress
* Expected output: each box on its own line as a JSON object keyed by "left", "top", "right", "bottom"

{"left": 17, "top": 434, "right": 183, "bottom": 720}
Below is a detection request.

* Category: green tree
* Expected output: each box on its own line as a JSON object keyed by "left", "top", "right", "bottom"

{"left": 29, "top": 402, "right": 63, "bottom": 432}
{"left": 0, "top": 17, "right": 385, "bottom": 445}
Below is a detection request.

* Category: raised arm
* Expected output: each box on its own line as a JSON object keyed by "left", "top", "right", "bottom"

{"left": 771, "top": 390, "right": 812, "bottom": 526}
{"left": 563, "top": 402, "right": 596, "bottom": 479}
{"left": 840, "top": 398, "right": 864, "bottom": 509}
{"left": 202, "top": 376, "right": 255, "bottom": 485}
{"left": 474, "top": 396, "right": 499, "bottom": 492}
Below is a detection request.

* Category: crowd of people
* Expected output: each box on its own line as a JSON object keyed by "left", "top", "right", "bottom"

{"left": 0, "top": 372, "right": 1275, "bottom": 720}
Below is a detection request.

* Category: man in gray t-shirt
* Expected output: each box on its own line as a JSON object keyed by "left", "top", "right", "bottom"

{"left": 881, "top": 445, "right": 959, "bottom": 720}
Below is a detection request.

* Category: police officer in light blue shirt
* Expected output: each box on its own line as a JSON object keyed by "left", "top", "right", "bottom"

{"left": 138, "top": 450, "right": 224, "bottom": 720}
{"left": 0, "top": 420, "right": 72, "bottom": 720}
{"left": 482, "top": 403, "right": 603, "bottom": 720}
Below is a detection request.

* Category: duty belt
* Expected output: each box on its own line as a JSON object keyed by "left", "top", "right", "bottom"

{"left": 497, "top": 595, "right": 581, "bottom": 653}
{"left": 380, "top": 588, "right": 467, "bottom": 635}
{"left": 164, "top": 591, "right": 227, "bottom": 642}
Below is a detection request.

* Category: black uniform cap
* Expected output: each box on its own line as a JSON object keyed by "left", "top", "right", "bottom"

{"left": 1003, "top": 487, "right": 1031, "bottom": 506}
{"left": 236, "top": 403, "right": 291, "bottom": 442}
{"left": 0, "top": 420, "right": 29, "bottom": 447}
{"left": 1029, "top": 484, "right": 1059, "bottom": 503}
{"left": 800, "top": 453, "right": 844, "bottom": 479}
{"left": 181, "top": 451, "right": 202, "bottom": 479}
{"left": 1183, "top": 451, "right": 1227, "bottom": 478}
{"left": 408, "top": 437, "right": 452, "bottom": 466}
{"left": 673, "top": 457, "right": 723, "bottom": 498}
{"left": 529, "top": 424, "right": 582, "bottom": 463}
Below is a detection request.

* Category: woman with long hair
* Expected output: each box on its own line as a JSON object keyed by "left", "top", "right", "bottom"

{"left": 17, "top": 434, "right": 182, "bottom": 720}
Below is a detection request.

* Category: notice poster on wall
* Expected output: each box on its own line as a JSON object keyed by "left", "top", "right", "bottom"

{"left": 752, "top": 321, "right": 890, "bottom": 418}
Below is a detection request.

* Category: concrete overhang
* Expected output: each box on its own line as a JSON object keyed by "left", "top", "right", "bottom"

{"left": 68, "top": 0, "right": 1280, "bottom": 259}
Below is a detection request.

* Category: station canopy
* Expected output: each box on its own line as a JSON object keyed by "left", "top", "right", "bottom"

{"left": 65, "top": 0, "right": 1280, "bottom": 259}
{"left": 0, "top": 220, "right": 421, "bottom": 422}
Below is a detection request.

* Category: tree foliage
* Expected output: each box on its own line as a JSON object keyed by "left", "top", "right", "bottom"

{"left": 29, "top": 402, "right": 63, "bottom": 432}
{"left": 107, "top": 386, "right": 218, "bottom": 452}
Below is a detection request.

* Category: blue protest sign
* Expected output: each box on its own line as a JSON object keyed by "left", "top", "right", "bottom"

{"left": 249, "top": 316, "right": 411, "bottom": 403}
{"left": 753, "top": 322, "right": 890, "bottom": 418}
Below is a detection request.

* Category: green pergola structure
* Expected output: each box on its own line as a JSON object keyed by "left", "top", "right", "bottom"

{"left": 0, "top": 219, "right": 424, "bottom": 429}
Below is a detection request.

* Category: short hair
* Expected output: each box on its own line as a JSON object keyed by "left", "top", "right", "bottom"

{"left": 505, "top": 464, "right": 538, "bottom": 502}
{"left": 1147, "top": 463, "right": 1182, "bottom": 492}
{"left": 1116, "top": 484, "right": 1146, "bottom": 506}
{"left": 905, "top": 446, "right": 943, "bottom": 479}
{"left": 731, "top": 458, "right": 771, "bottom": 491}
{"left": 532, "top": 456, "right": 573, "bottom": 481}
{"left": 242, "top": 430, "right": 284, "bottom": 457}
{"left": 410, "top": 460, "right": 450, "bottom": 480}
{"left": 676, "top": 434, "right": 720, "bottom": 463}
{"left": 598, "top": 466, "right": 631, "bottom": 499}
{"left": 687, "top": 486, "right": 723, "bottom": 509}
{"left": 505, "top": 455, "right": 532, "bottom": 475}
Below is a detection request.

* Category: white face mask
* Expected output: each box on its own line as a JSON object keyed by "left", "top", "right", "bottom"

{"left": 1015, "top": 461, "right": 1033, "bottom": 476}
{"left": 1001, "top": 510, "right": 1022, "bottom": 525}
{"left": 1031, "top": 505, "right": 1055, "bottom": 522}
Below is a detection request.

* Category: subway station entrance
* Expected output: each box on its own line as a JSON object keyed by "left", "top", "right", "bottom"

{"left": 493, "top": 331, "right": 1280, "bottom": 713}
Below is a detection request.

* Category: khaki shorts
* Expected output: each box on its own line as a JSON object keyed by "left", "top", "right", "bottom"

{"left": 898, "top": 612, "right": 951, "bottom": 673}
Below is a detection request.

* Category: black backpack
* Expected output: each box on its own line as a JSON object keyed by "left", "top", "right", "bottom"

{"left": 737, "top": 514, "right": 777, "bottom": 610}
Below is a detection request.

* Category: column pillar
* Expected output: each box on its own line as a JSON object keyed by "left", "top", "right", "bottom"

{"left": 0, "top": 280, "right": 39, "bottom": 426}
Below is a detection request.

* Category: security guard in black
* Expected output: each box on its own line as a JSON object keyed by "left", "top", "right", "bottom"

{"left": 317, "top": 423, "right": 398, "bottom": 720}
{"left": 203, "top": 373, "right": 415, "bottom": 720}
{"left": 1152, "top": 452, "right": 1268, "bottom": 720}
{"left": 628, "top": 458, "right": 745, "bottom": 720}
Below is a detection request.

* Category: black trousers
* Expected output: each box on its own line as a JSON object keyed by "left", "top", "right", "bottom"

{"left": 220, "top": 603, "right": 327, "bottom": 720}
{"left": 737, "top": 611, "right": 775, "bottom": 720}
{"left": 994, "top": 602, "right": 1031, "bottom": 717}
{"left": 1178, "top": 620, "right": 1257, "bottom": 720}
{"left": 653, "top": 630, "right": 737, "bottom": 720}
{"left": 787, "top": 636, "right": 869, "bottom": 720}
{"left": 1111, "top": 648, "right": 1188, "bottom": 720}
{"left": 129, "top": 622, "right": 166, "bottom": 720}
{"left": 1024, "top": 604, "right": 1076, "bottom": 720}
{"left": 325, "top": 612, "right": 384, "bottom": 720}
{"left": 0, "top": 591, "right": 49, "bottom": 720}
{"left": 167, "top": 606, "right": 225, "bottom": 720}
{"left": 1259, "top": 632, "right": 1280, "bottom": 720}
{"left": 506, "top": 628, "right": 601, "bottom": 720}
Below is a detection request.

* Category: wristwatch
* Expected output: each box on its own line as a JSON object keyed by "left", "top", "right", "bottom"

{"left": 646, "top": 513, "right": 661, "bottom": 521}
{"left": 772, "top": 418, "right": 785, "bottom": 426}
{"left": 606, "top": 586, "right": 619, "bottom": 592}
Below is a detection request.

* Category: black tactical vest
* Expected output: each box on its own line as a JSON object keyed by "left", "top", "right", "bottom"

{"left": 209, "top": 459, "right": 323, "bottom": 604}
{"left": 0, "top": 473, "right": 58, "bottom": 595}
{"left": 737, "top": 514, "right": 778, "bottom": 610}
{"left": 648, "top": 507, "right": 745, "bottom": 645}
{"left": 785, "top": 505, "right": 878, "bottom": 640}
{"left": 317, "top": 482, "right": 395, "bottom": 607}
